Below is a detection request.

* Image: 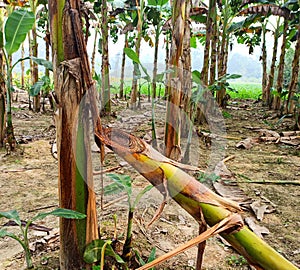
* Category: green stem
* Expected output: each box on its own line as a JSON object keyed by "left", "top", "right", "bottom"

{"left": 122, "top": 210, "right": 134, "bottom": 260}
{"left": 23, "top": 221, "right": 33, "bottom": 269}
{"left": 100, "top": 241, "right": 111, "bottom": 270}
{"left": 151, "top": 98, "right": 157, "bottom": 149}
{"left": 3, "top": 51, "right": 16, "bottom": 150}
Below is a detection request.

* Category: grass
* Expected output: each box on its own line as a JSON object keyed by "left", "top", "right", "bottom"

{"left": 110, "top": 81, "right": 166, "bottom": 98}
{"left": 109, "top": 80, "right": 262, "bottom": 100}
{"left": 228, "top": 82, "right": 262, "bottom": 100}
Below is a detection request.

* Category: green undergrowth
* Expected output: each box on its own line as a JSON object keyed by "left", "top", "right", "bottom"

{"left": 110, "top": 81, "right": 262, "bottom": 100}
{"left": 229, "top": 82, "right": 262, "bottom": 100}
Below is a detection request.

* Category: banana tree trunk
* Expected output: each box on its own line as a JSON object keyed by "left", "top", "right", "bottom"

{"left": 216, "top": 4, "right": 229, "bottom": 108}
{"left": 130, "top": 1, "right": 143, "bottom": 110}
{"left": 5, "top": 57, "right": 16, "bottom": 151}
{"left": 180, "top": 0, "right": 192, "bottom": 140}
{"left": 94, "top": 125, "right": 299, "bottom": 270}
{"left": 120, "top": 34, "right": 128, "bottom": 99}
{"left": 273, "top": 19, "right": 288, "bottom": 111}
{"left": 0, "top": 17, "right": 5, "bottom": 148}
{"left": 261, "top": 23, "right": 267, "bottom": 95}
{"left": 164, "top": 0, "right": 186, "bottom": 160}
{"left": 264, "top": 18, "right": 280, "bottom": 106}
{"left": 32, "top": 26, "right": 40, "bottom": 112}
{"left": 286, "top": 22, "right": 300, "bottom": 115}
{"left": 201, "top": 0, "right": 215, "bottom": 85}
{"left": 91, "top": 27, "right": 98, "bottom": 77}
{"left": 21, "top": 43, "right": 25, "bottom": 89}
{"left": 209, "top": 1, "right": 217, "bottom": 86}
{"left": 152, "top": 26, "right": 160, "bottom": 100}
{"left": 101, "top": 0, "right": 111, "bottom": 115}
{"left": 0, "top": 81, "right": 5, "bottom": 148}
{"left": 0, "top": 82, "right": 4, "bottom": 148}
{"left": 49, "top": 0, "right": 98, "bottom": 268}
{"left": 164, "top": 31, "right": 170, "bottom": 99}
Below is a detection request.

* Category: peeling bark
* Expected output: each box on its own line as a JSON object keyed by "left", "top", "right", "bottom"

{"left": 273, "top": 18, "right": 288, "bottom": 110}
{"left": 130, "top": 1, "right": 143, "bottom": 109}
{"left": 49, "top": 0, "right": 99, "bottom": 268}
{"left": 286, "top": 22, "right": 300, "bottom": 115}
{"left": 164, "top": 0, "right": 186, "bottom": 160}
{"left": 264, "top": 18, "right": 280, "bottom": 106}
{"left": 120, "top": 34, "right": 128, "bottom": 99}
{"left": 101, "top": 0, "right": 111, "bottom": 115}
{"left": 261, "top": 23, "right": 267, "bottom": 95}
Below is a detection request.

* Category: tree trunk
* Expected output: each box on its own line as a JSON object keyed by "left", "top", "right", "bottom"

{"left": 130, "top": 1, "right": 143, "bottom": 109}
{"left": 180, "top": 0, "right": 192, "bottom": 140}
{"left": 5, "top": 63, "right": 16, "bottom": 151}
{"left": 217, "top": 36, "right": 229, "bottom": 108}
{"left": 164, "top": 0, "right": 186, "bottom": 160}
{"left": 101, "top": 0, "right": 111, "bottom": 115}
{"left": 286, "top": 22, "right": 300, "bottom": 115}
{"left": 201, "top": 0, "right": 215, "bottom": 85}
{"left": 0, "top": 90, "right": 4, "bottom": 148}
{"left": 264, "top": 18, "right": 280, "bottom": 106}
{"left": 216, "top": 4, "right": 230, "bottom": 108}
{"left": 91, "top": 27, "right": 98, "bottom": 77}
{"left": 261, "top": 23, "right": 268, "bottom": 97}
{"left": 49, "top": 0, "right": 99, "bottom": 268}
{"left": 164, "top": 31, "right": 170, "bottom": 99}
{"left": 152, "top": 26, "right": 160, "bottom": 100}
{"left": 44, "top": 23, "right": 51, "bottom": 112}
{"left": 196, "top": 0, "right": 215, "bottom": 125}
{"left": 21, "top": 43, "right": 25, "bottom": 89}
{"left": 209, "top": 1, "right": 217, "bottom": 86}
{"left": 0, "top": 10, "right": 5, "bottom": 148}
{"left": 119, "top": 34, "right": 128, "bottom": 99}
{"left": 32, "top": 26, "right": 40, "bottom": 112}
{"left": 273, "top": 19, "right": 288, "bottom": 110}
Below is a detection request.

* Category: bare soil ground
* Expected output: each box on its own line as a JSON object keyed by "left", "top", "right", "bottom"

{"left": 0, "top": 91, "right": 299, "bottom": 269}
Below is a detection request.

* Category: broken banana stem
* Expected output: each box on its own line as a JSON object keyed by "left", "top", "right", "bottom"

{"left": 94, "top": 125, "right": 299, "bottom": 270}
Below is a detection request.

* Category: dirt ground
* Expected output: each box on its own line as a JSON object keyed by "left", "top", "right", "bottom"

{"left": 0, "top": 91, "right": 299, "bottom": 269}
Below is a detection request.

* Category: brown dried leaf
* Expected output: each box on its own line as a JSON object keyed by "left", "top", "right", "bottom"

{"left": 236, "top": 137, "right": 259, "bottom": 149}
{"left": 213, "top": 180, "right": 250, "bottom": 203}
{"left": 245, "top": 217, "right": 270, "bottom": 238}
{"left": 258, "top": 129, "right": 280, "bottom": 138}
{"left": 214, "top": 161, "right": 234, "bottom": 180}
{"left": 250, "top": 200, "right": 274, "bottom": 221}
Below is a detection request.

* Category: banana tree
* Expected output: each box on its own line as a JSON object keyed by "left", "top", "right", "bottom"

{"left": 0, "top": 8, "right": 5, "bottom": 148}
{"left": 164, "top": 0, "right": 187, "bottom": 160}
{"left": 237, "top": 2, "right": 292, "bottom": 106}
{"left": 1, "top": 9, "right": 35, "bottom": 151}
{"left": 201, "top": 0, "right": 215, "bottom": 86}
{"left": 49, "top": 0, "right": 99, "bottom": 268}
{"left": 286, "top": 21, "right": 300, "bottom": 115}
{"left": 94, "top": 124, "right": 299, "bottom": 270}
{"left": 285, "top": 0, "right": 300, "bottom": 115}
{"left": 101, "top": 0, "right": 111, "bottom": 115}
{"left": 109, "top": 8, "right": 132, "bottom": 99}
{"left": 129, "top": 0, "right": 145, "bottom": 109}
{"left": 145, "top": 0, "right": 169, "bottom": 99}
{"left": 28, "top": 0, "right": 41, "bottom": 112}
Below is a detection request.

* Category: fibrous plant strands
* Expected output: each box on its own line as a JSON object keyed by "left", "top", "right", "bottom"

{"left": 94, "top": 121, "right": 299, "bottom": 270}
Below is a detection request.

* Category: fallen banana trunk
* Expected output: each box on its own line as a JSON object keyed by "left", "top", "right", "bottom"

{"left": 94, "top": 124, "right": 299, "bottom": 270}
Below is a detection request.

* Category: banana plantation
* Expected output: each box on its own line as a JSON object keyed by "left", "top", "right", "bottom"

{"left": 0, "top": 0, "right": 300, "bottom": 269}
